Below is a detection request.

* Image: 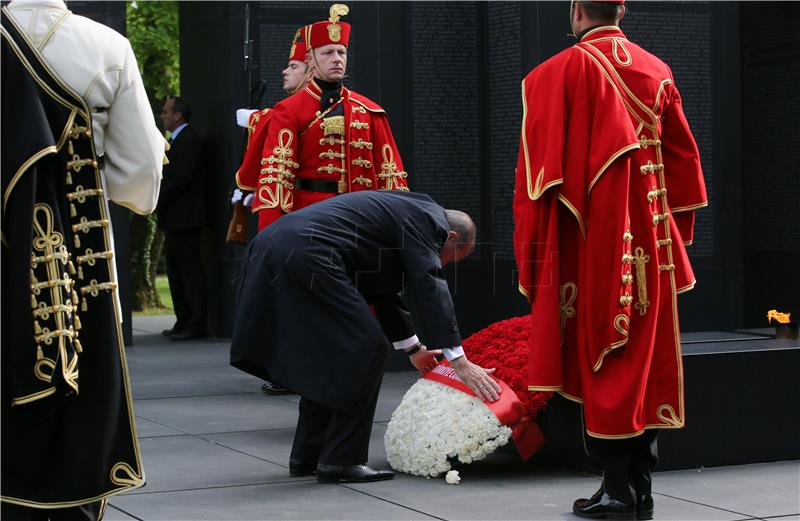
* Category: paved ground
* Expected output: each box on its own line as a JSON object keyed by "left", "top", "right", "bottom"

{"left": 106, "top": 315, "right": 800, "bottom": 521}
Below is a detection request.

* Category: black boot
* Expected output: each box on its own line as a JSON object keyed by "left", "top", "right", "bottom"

{"left": 636, "top": 493, "right": 654, "bottom": 520}
{"left": 573, "top": 487, "right": 636, "bottom": 520}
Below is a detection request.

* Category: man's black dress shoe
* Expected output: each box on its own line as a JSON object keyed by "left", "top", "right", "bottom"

{"left": 261, "top": 382, "right": 294, "bottom": 395}
{"left": 316, "top": 464, "right": 395, "bottom": 484}
{"left": 162, "top": 328, "right": 180, "bottom": 337}
{"left": 636, "top": 494, "right": 654, "bottom": 520}
{"left": 169, "top": 330, "right": 205, "bottom": 341}
{"left": 288, "top": 459, "right": 317, "bottom": 477}
{"left": 573, "top": 487, "right": 636, "bottom": 520}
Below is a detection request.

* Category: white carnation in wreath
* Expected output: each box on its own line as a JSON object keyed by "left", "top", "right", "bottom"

{"left": 384, "top": 379, "right": 512, "bottom": 478}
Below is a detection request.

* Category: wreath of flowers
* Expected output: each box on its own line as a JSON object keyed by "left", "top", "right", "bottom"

{"left": 385, "top": 315, "right": 553, "bottom": 478}
{"left": 385, "top": 379, "right": 512, "bottom": 477}
{"left": 462, "top": 314, "right": 552, "bottom": 418}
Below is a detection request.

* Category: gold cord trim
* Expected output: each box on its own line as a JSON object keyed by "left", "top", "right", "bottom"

{"left": 110, "top": 462, "right": 144, "bottom": 487}
{"left": 559, "top": 282, "right": 577, "bottom": 334}
{"left": 352, "top": 158, "right": 372, "bottom": 168}
{"left": 633, "top": 246, "right": 650, "bottom": 316}
{"left": 350, "top": 138, "right": 373, "bottom": 149}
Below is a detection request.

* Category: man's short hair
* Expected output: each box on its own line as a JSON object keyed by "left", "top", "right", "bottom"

{"left": 579, "top": 1, "right": 623, "bottom": 25}
{"left": 167, "top": 95, "right": 192, "bottom": 122}
{"left": 444, "top": 209, "right": 476, "bottom": 250}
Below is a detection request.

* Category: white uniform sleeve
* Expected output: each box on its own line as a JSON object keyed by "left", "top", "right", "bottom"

{"left": 102, "top": 40, "right": 166, "bottom": 215}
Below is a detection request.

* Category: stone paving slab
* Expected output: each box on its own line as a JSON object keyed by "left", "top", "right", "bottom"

{"left": 129, "top": 435, "right": 298, "bottom": 495}
{"left": 134, "top": 393, "right": 300, "bottom": 435}
{"left": 654, "top": 460, "right": 800, "bottom": 519}
{"left": 111, "top": 481, "right": 437, "bottom": 521}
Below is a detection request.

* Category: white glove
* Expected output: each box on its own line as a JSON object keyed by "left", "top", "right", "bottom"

{"left": 236, "top": 109, "right": 257, "bottom": 128}
{"left": 243, "top": 193, "right": 254, "bottom": 207}
{"left": 231, "top": 188, "right": 244, "bottom": 205}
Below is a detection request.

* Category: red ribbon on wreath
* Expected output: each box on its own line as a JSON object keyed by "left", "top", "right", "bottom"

{"left": 423, "top": 361, "right": 544, "bottom": 461}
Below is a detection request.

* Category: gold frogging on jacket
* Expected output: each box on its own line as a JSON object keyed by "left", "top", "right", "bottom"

{"left": 379, "top": 144, "right": 408, "bottom": 191}
{"left": 262, "top": 129, "right": 298, "bottom": 211}
{"left": 632, "top": 246, "right": 650, "bottom": 316}
{"left": 26, "top": 203, "right": 80, "bottom": 401}
{"left": 559, "top": 282, "right": 577, "bottom": 335}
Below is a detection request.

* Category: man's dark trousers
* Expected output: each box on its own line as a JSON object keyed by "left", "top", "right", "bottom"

{"left": 290, "top": 340, "right": 389, "bottom": 465}
{"left": 164, "top": 228, "right": 206, "bottom": 335}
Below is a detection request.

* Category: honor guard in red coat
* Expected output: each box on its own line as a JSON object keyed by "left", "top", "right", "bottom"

{"left": 513, "top": 1, "right": 707, "bottom": 518}
{"left": 234, "top": 28, "right": 312, "bottom": 232}
{"left": 255, "top": 4, "right": 409, "bottom": 229}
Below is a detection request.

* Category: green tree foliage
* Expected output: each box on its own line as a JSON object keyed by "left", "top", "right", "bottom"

{"left": 126, "top": 0, "right": 179, "bottom": 311}
{"left": 127, "top": 0, "right": 179, "bottom": 105}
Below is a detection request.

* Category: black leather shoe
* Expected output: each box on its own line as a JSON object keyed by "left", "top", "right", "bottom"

{"left": 261, "top": 382, "right": 294, "bottom": 395}
{"left": 289, "top": 458, "right": 317, "bottom": 477}
{"left": 636, "top": 494, "right": 654, "bottom": 520}
{"left": 162, "top": 327, "right": 180, "bottom": 337}
{"left": 316, "top": 464, "right": 395, "bottom": 484}
{"left": 573, "top": 488, "right": 636, "bottom": 520}
{"left": 169, "top": 330, "right": 205, "bottom": 341}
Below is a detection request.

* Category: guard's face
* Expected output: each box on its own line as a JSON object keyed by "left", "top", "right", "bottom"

{"left": 282, "top": 60, "right": 308, "bottom": 93}
{"left": 313, "top": 44, "right": 348, "bottom": 81}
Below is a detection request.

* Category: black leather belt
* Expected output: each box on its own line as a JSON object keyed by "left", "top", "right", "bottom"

{"left": 295, "top": 177, "right": 340, "bottom": 194}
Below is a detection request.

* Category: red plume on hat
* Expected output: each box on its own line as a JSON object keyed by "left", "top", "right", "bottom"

{"left": 591, "top": 0, "right": 625, "bottom": 3}
{"left": 288, "top": 28, "right": 308, "bottom": 62}
{"left": 304, "top": 4, "right": 351, "bottom": 49}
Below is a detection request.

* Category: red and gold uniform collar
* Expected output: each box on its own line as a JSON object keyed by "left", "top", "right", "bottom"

{"left": 580, "top": 25, "right": 626, "bottom": 43}
{"left": 305, "top": 78, "right": 349, "bottom": 102}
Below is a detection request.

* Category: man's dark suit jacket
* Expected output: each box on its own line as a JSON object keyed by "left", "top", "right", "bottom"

{"left": 157, "top": 125, "right": 204, "bottom": 230}
{"left": 230, "top": 191, "right": 462, "bottom": 411}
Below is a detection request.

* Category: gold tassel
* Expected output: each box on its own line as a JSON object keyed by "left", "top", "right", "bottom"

{"left": 31, "top": 294, "right": 37, "bottom": 309}
{"left": 66, "top": 171, "right": 72, "bottom": 185}
{"left": 72, "top": 290, "right": 79, "bottom": 304}
{"left": 74, "top": 234, "right": 80, "bottom": 248}
{"left": 34, "top": 321, "right": 42, "bottom": 335}
{"left": 68, "top": 261, "right": 76, "bottom": 275}
{"left": 81, "top": 297, "right": 88, "bottom": 312}
{"left": 70, "top": 203, "right": 77, "bottom": 218}
{"left": 36, "top": 345, "right": 43, "bottom": 360}
{"left": 77, "top": 265, "right": 84, "bottom": 280}
{"left": 74, "top": 338, "right": 83, "bottom": 353}
{"left": 74, "top": 314, "right": 82, "bottom": 331}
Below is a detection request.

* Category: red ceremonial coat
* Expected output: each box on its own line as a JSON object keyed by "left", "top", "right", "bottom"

{"left": 252, "top": 79, "right": 408, "bottom": 229}
{"left": 236, "top": 108, "right": 275, "bottom": 231}
{"left": 513, "top": 26, "right": 708, "bottom": 438}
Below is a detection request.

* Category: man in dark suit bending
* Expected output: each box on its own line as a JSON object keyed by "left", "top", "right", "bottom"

{"left": 231, "top": 190, "right": 500, "bottom": 483}
{"left": 158, "top": 96, "right": 207, "bottom": 340}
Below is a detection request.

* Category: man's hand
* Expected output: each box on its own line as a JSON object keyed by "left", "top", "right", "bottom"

{"left": 408, "top": 344, "right": 440, "bottom": 375}
{"left": 450, "top": 355, "right": 500, "bottom": 402}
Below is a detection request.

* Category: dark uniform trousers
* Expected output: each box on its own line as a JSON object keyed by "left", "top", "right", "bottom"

{"left": 289, "top": 339, "right": 389, "bottom": 466}
{"left": 585, "top": 429, "right": 659, "bottom": 503}
{"left": 164, "top": 228, "right": 206, "bottom": 334}
{"left": 1, "top": 500, "right": 105, "bottom": 521}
